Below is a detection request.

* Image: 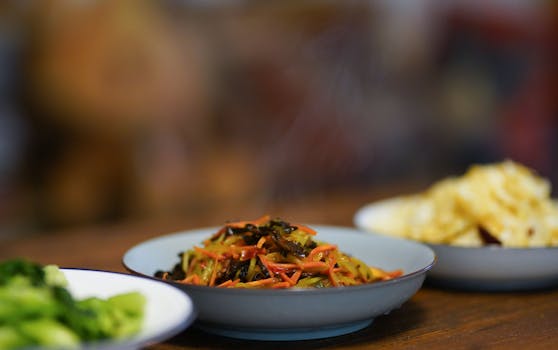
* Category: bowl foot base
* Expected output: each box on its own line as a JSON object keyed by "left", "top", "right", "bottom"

{"left": 195, "top": 319, "right": 374, "bottom": 341}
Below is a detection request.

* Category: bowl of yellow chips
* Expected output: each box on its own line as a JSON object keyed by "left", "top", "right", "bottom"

{"left": 354, "top": 160, "right": 558, "bottom": 291}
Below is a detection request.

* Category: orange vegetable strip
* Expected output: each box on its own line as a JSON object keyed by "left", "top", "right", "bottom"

{"left": 230, "top": 244, "right": 259, "bottom": 251}
{"left": 180, "top": 275, "right": 194, "bottom": 284}
{"left": 230, "top": 279, "right": 241, "bottom": 287}
{"left": 279, "top": 272, "right": 292, "bottom": 284}
{"left": 217, "top": 279, "right": 233, "bottom": 287}
{"left": 294, "top": 224, "right": 317, "bottom": 235}
{"left": 327, "top": 254, "right": 339, "bottom": 287}
{"left": 384, "top": 269, "right": 403, "bottom": 280}
{"left": 226, "top": 215, "right": 271, "bottom": 228}
{"left": 308, "top": 244, "right": 337, "bottom": 258}
{"left": 180, "top": 274, "right": 201, "bottom": 285}
{"left": 244, "top": 277, "right": 277, "bottom": 287}
{"left": 194, "top": 246, "right": 222, "bottom": 260}
{"left": 289, "top": 270, "right": 302, "bottom": 284}
{"left": 186, "top": 257, "right": 199, "bottom": 275}
{"left": 223, "top": 245, "right": 263, "bottom": 260}
{"left": 332, "top": 267, "right": 352, "bottom": 277}
{"left": 327, "top": 270, "right": 339, "bottom": 286}
{"left": 257, "top": 255, "right": 274, "bottom": 277}
{"left": 266, "top": 262, "right": 299, "bottom": 272}
{"left": 217, "top": 279, "right": 240, "bottom": 288}
{"left": 300, "top": 261, "right": 329, "bottom": 270}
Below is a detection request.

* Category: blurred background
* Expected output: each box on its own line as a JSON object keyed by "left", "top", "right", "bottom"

{"left": 0, "top": 0, "right": 556, "bottom": 239}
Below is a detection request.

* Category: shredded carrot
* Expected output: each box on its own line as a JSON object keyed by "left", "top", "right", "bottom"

{"left": 216, "top": 279, "right": 232, "bottom": 287}
{"left": 232, "top": 245, "right": 263, "bottom": 260}
{"left": 279, "top": 272, "right": 292, "bottom": 284}
{"left": 300, "top": 261, "right": 329, "bottom": 271}
{"left": 159, "top": 216, "right": 404, "bottom": 289}
{"left": 384, "top": 269, "right": 404, "bottom": 280}
{"left": 217, "top": 279, "right": 240, "bottom": 288}
{"left": 194, "top": 246, "right": 222, "bottom": 260}
{"left": 294, "top": 224, "right": 317, "bottom": 235}
{"left": 326, "top": 254, "right": 338, "bottom": 286}
{"left": 226, "top": 215, "right": 271, "bottom": 229}
{"left": 266, "top": 261, "right": 299, "bottom": 272}
{"left": 180, "top": 274, "right": 201, "bottom": 285}
{"left": 289, "top": 270, "right": 302, "bottom": 285}
{"left": 332, "top": 267, "right": 352, "bottom": 278}
{"left": 327, "top": 269, "right": 339, "bottom": 287}
{"left": 243, "top": 277, "right": 277, "bottom": 287}
{"left": 256, "top": 254, "right": 273, "bottom": 276}
{"left": 308, "top": 244, "right": 337, "bottom": 258}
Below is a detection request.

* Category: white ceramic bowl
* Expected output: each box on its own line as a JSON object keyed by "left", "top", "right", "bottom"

{"left": 62, "top": 269, "right": 196, "bottom": 350}
{"left": 123, "top": 225, "right": 435, "bottom": 341}
{"left": 354, "top": 198, "right": 558, "bottom": 291}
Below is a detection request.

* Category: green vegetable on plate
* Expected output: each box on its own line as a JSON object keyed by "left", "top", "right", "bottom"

{"left": 0, "top": 259, "right": 145, "bottom": 349}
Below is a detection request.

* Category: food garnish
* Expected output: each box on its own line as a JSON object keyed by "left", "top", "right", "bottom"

{"left": 156, "top": 216, "right": 402, "bottom": 288}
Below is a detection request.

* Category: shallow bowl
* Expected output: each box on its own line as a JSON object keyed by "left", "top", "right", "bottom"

{"left": 123, "top": 225, "right": 435, "bottom": 340}
{"left": 354, "top": 198, "right": 558, "bottom": 291}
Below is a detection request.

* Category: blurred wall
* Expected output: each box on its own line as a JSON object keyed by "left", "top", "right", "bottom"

{"left": 0, "top": 0, "right": 556, "bottom": 236}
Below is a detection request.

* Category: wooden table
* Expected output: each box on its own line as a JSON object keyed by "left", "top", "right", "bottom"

{"left": 1, "top": 187, "right": 557, "bottom": 349}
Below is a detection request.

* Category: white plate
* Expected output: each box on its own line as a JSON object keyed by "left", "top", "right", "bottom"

{"left": 122, "top": 226, "right": 435, "bottom": 341}
{"left": 354, "top": 198, "right": 558, "bottom": 291}
{"left": 61, "top": 269, "right": 196, "bottom": 349}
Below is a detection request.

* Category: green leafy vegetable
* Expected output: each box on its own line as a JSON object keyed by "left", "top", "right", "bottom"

{"left": 0, "top": 259, "right": 146, "bottom": 349}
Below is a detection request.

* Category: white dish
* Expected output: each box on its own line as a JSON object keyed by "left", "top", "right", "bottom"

{"left": 122, "top": 225, "right": 435, "bottom": 341}
{"left": 62, "top": 268, "right": 196, "bottom": 349}
{"left": 354, "top": 198, "right": 558, "bottom": 291}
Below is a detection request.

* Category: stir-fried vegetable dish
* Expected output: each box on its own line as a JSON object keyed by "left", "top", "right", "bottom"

{"left": 0, "top": 259, "right": 145, "bottom": 349}
{"left": 156, "top": 216, "right": 402, "bottom": 288}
